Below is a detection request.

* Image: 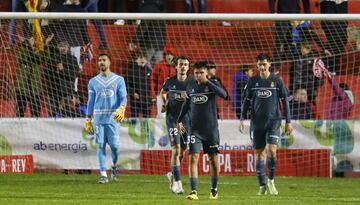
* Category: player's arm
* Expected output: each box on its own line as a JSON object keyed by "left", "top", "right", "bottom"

{"left": 207, "top": 79, "right": 228, "bottom": 99}
{"left": 177, "top": 96, "right": 191, "bottom": 134}
{"left": 114, "top": 77, "right": 128, "bottom": 122}
{"left": 160, "top": 78, "right": 170, "bottom": 113}
{"left": 160, "top": 88, "right": 168, "bottom": 113}
{"left": 85, "top": 81, "right": 95, "bottom": 134}
{"left": 279, "top": 79, "right": 293, "bottom": 135}
{"left": 239, "top": 80, "right": 252, "bottom": 133}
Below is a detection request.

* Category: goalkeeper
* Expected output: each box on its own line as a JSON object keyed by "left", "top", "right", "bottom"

{"left": 85, "top": 53, "right": 127, "bottom": 184}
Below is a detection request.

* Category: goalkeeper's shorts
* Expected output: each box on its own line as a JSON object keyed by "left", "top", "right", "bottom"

{"left": 94, "top": 123, "right": 120, "bottom": 148}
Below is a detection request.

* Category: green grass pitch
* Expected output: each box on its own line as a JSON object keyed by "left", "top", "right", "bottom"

{"left": 1, "top": 174, "right": 360, "bottom": 205}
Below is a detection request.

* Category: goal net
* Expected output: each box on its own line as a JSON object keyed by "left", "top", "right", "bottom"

{"left": 0, "top": 13, "right": 358, "bottom": 176}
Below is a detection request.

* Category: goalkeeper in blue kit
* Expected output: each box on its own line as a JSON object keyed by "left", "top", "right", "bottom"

{"left": 84, "top": 53, "right": 127, "bottom": 184}
{"left": 239, "top": 54, "right": 292, "bottom": 195}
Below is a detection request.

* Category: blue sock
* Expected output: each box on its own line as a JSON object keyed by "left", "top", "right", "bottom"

{"left": 190, "top": 177, "right": 197, "bottom": 192}
{"left": 256, "top": 160, "right": 266, "bottom": 186}
{"left": 211, "top": 176, "right": 218, "bottom": 190}
{"left": 172, "top": 165, "right": 181, "bottom": 181}
{"left": 268, "top": 157, "right": 277, "bottom": 180}
{"left": 97, "top": 145, "right": 107, "bottom": 171}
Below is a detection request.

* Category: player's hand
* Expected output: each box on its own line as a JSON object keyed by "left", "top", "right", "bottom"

{"left": 180, "top": 91, "right": 188, "bottom": 99}
{"left": 114, "top": 106, "right": 126, "bottom": 122}
{"left": 285, "top": 123, "right": 293, "bottom": 135}
{"left": 177, "top": 122, "right": 186, "bottom": 135}
{"left": 84, "top": 117, "right": 93, "bottom": 134}
{"left": 239, "top": 120, "right": 245, "bottom": 133}
{"left": 134, "top": 93, "right": 140, "bottom": 100}
{"left": 161, "top": 104, "right": 167, "bottom": 113}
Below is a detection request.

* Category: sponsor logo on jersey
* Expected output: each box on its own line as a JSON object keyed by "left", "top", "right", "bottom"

{"left": 192, "top": 94, "right": 208, "bottom": 104}
{"left": 257, "top": 89, "right": 272, "bottom": 98}
{"left": 101, "top": 89, "right": 115, "bottom": 97}
{"left": 174, "top": 92, "right": 185, "bottom": 101}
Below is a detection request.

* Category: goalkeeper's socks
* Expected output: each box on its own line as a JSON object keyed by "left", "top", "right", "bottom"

{"left": 211, "top": 176, "right": 218, "bottom": 190}
{"left": 190, "top": 177, "right": 198, "bottom": 192}
{"left": 256, "top": 160, "right": 266, "bottom": 186}
{"left": 267, "top": 157, "right": 277, "bottom": 180}
{"left": 100, "top": 171, "right": 107, "bottom": 177}
{"left": 172, "top": 165, "right": 181, "bottom": 181}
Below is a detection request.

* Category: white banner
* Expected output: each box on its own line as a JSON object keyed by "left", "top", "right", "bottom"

{"left": 0, "top": 119, "right": 359, "bottom": 172}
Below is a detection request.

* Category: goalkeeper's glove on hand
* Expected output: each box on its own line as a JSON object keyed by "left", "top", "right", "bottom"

{"left": 114, "top": 106, "right": 126, "bottom": 122}
{"left": 84, "top": 117, "right": 93, "bottom": 134}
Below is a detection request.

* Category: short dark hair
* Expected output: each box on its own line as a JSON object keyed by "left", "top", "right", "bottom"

{"left": 204, "top": 60, "right": 216, "bottom": 69}
{"left": 193, "top": 61, "right": 210, "bottom": 69}
{"left": 175, "top": 55, "right": 190, "bottom": 65}
{"left": 239, "top": 64, "right": 251, "bottom": 72}
{"left": 98, "top": 53, "right": 111, "bottom": 60}
{"left": 256, "top": 53, "right": 271, "bottom": 62}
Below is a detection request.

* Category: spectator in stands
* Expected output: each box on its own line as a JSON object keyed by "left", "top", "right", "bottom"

{"left": 8, "top": 0, "right": 49, "bottom": 48}
{"left": 126, "top": 53, "right": 155, "bottom": 118}
{"left": 268, "top": 0, "right": 311, "bottom": 70}
{"left": 184, "top": 0, "right": 207, "bottom": 13}
{"left": 320, "top": 0, "right": 348, "bottom": 74}
{"left": 129, "top": 0, "right": 166, "bottom": 67}
{"left": 59, "top": 93, "right": 86, "bottom": 117}
{"left": 288, "top": 20, "right": 331, "bottom": 59}
{"left": 324, "top": 71, "right": 354, "bottom": 119}
{"left": 205, "top": 60, "right": 230, "bottom": 119}
{"left": 82, "top": 0, "right": 109, "bottom": 49}
{"left": 44, "top": 41, "right": 80, "bottom": 117}
{"left": 15, "top": 36, "right": 43, "bottom": 117}
{"left": 290, "top": 40, "right": 324, "bottom": 105}
{"left": 233, "top": 64, "right": 254, "bottom": 119}
{"left": 152, "top": 49, "right": 177, "bottom": 118}
{"left": 289, "top": 88, "right": 317, "bottom": 119}
{"left": 51, "top": 0, "right": 91, "bottom": 70}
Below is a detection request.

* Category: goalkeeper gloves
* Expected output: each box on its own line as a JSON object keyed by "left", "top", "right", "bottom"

{"left": 114, "top": 106, "right": 126, "bottom": 122}
{"left": 84, "top": 117, "right": 93, "bottom": 134}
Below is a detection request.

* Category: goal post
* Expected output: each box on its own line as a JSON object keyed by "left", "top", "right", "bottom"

{"left": 0, "top": 13, "right": 359, "bottom": 176}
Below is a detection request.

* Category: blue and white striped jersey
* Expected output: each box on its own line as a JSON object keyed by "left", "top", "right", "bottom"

{"left": 87, "top": 72, "right": 127, "bottom": 124}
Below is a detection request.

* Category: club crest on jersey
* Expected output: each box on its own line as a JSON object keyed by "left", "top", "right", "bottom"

{"left": 112, "top": 82, "right": 116, "bottom": 88}
{"left": 192, "top": 94, "right": 208, "bottom": 104}
{"left": 172, "top": 85, "right": 176, "bottom": 89}
{"left": 271, "top": 81, "right": 275, "bottom": 87}
{"left": 204, "top": 86, "right": 209, "bottom": 92}
{"left": 174, "top": 92, "right": 185, "bottom": 101}
{"left": 257, "top": 89, "right": 272, "bottom": 98}
{"left": 255, "top": 83, "right": 259, "bottom": 87}
{"left": 101, "top": 89, "right": 115, "bottom": 97}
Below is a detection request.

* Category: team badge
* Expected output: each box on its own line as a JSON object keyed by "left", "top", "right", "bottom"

{"left": 204, "top": 86, "right": 209, "bottom": 92}
{"left": 271, "top": 81, "right": 275, "bottom": 87}
{"left": 255, "top": 83, "right": 259, "bottom": 87}
{"left": 112, "top": 82, "right": 115, "bottom": 88}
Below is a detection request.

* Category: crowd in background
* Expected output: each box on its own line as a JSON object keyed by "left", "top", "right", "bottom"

{"left": 2, "top": 0, "right": 355, "bottom": 120}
